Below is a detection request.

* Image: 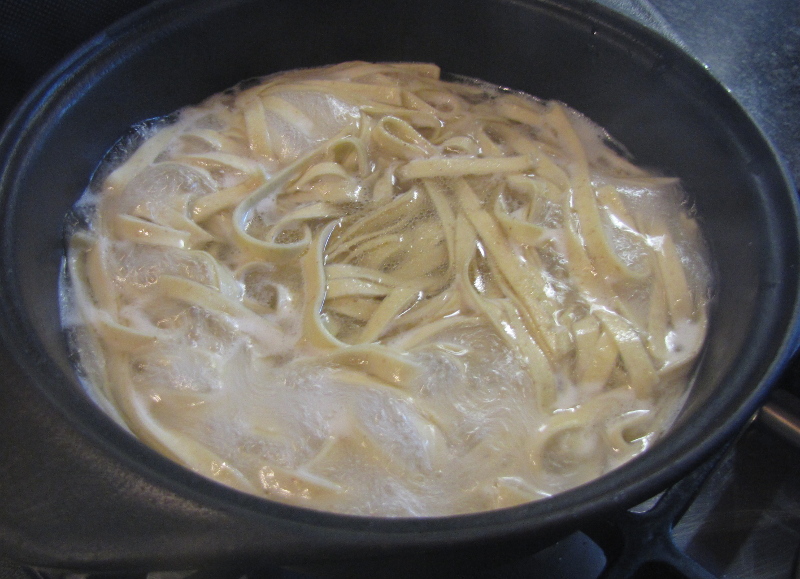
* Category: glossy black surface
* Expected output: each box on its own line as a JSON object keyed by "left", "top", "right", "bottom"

{"left": 0, "top": 0, "right": 799, "bottom": 577}
{"left": 605, "top": 0, "right": 800, "bottom": 187}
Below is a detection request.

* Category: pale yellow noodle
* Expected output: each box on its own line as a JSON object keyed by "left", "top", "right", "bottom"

{"left": 64, "top": 62, "right": 709, "bottom": 516}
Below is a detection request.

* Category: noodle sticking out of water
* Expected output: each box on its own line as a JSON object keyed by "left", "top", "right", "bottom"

{"left": 62, "top": 61, "right": 711, "bottom": 516}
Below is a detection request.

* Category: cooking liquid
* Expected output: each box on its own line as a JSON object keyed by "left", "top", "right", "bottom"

{"left": 61, "top": 62, "right": 711, "bottom": 516}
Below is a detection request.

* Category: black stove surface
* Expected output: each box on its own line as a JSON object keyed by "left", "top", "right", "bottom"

{"left": 1, "top": 1, "right": 799, "bottom": 578}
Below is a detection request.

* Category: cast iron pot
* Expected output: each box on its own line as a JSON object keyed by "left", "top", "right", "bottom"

{"left": 0, "top": 0, "right": 798, "bottom": 575}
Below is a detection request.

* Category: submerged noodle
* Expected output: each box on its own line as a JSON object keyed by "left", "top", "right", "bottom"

{"left": 62, "top": 62, "right": 711, "bottom": 516}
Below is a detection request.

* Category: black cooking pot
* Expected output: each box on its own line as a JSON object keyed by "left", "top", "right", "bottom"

{"left": 1, "top": 0, "right": 798, "bottom": 576}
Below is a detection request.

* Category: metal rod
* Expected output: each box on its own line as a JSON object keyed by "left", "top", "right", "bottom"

{"left": 758, "top": 389, "right": 800, "bottom": 448}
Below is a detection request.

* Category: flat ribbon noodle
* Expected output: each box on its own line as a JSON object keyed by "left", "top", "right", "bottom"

{"left": 64, "top": 62, "right": 710, "bottom": 516}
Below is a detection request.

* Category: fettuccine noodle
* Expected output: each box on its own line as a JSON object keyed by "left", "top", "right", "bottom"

{"left": 61, "top": 62, "right": 711, "bottom": 516}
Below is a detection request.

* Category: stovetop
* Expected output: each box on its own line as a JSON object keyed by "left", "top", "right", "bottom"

{"left": 1, "top": 1, "right": 799, "bottom": 578}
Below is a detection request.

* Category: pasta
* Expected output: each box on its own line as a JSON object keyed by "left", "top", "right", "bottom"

{"left": 61, "top": 62, "right": 711, "bottom": 516}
